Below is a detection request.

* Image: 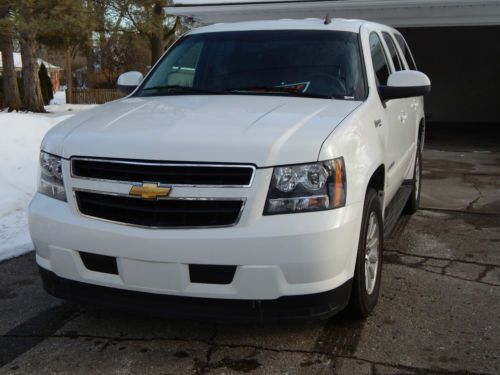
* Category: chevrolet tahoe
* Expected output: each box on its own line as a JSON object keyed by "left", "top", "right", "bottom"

{"left": 29, "top": 18, "right": 431, "bottom": 320}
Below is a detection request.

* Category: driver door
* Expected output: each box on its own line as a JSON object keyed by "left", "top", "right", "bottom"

{"left": 369, "top": 32, "right": 408, "bottom": 202}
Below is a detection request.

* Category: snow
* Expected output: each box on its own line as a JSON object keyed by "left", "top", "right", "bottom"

{"left": 0, "top": 93, "right": 96, "bottom": 262}
{"left": 46, "top": 90, "right": 96, "bottom": 112}
{"left": 49, "top": 90, "right": 66, "bottom": 105}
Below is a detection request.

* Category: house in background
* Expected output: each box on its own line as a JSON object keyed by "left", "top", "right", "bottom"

{"left": 0, "top": 52, "right": 62, "bottom": 92}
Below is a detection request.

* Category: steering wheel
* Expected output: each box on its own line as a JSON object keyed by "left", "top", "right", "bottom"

{"left": 305, "top": 73, "right": 347, "bottom": 98}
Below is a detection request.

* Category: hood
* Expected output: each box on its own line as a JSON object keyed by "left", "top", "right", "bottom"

{"left": 42, "top": 95, "right": 360, "bottom": 167}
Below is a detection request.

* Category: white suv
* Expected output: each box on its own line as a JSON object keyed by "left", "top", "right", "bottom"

{"left": 29, "top": 18, "right": 430, "bottom": 320}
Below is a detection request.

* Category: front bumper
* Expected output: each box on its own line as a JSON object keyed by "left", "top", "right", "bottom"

{"left": 40, "top": 267, "right": 352, "bottom": 321}
{"left": 30, "top": 192, "right": 362, "bottom": 304}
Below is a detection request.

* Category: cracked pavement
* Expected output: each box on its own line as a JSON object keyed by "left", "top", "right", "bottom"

{"left": 1, "top": 127, "right": 499, "bottom": 374}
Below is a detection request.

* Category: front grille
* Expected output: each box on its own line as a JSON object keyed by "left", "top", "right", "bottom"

{"left": 75, "top": 191, "right": 244, "bottom": 228}
{"left": 72, "top": 158, "right": 254, "bottom": 186}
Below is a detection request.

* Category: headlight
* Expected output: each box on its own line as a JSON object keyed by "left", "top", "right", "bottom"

{"left": 264, "top": 158, "right": 346, "bottom": 215}
{"left": 38, "top": 151, "right": 66, "bottom": 201}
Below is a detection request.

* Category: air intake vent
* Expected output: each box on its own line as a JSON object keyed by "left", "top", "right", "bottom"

{"left": 80, "top": 252, "right": 118, "bottom": 275}
{"left": 189, "top": 265, "right": 237, "bottom": 285}
{"left": 76, "top": 191, "right": 244, "bottom": 228}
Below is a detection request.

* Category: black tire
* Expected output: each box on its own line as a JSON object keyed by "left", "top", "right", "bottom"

{"left": 403, "top": 144, "right": 422, "bottom": 215}
{"left": 347, "top": 188, "right": 383, "bottom": 319}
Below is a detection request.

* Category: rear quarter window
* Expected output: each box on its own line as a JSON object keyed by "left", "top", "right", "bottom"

{"left": 369, "top": 32, "right": 391, "bottom": 86}
{"left": 383, "top": 32, "right": 403, "bottom": 71}
{"left": 394, "top": 34, "right": 417, "bottom": 70}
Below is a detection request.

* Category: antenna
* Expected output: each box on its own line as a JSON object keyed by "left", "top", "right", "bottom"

{"left": 324, "top": 13, "right": 331, "bottom": 25}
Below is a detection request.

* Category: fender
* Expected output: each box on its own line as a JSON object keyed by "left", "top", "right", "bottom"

{"left": 318, "top": 99, "right": 387, "bottom": 208}
{"left": 318, "top": 99, "right": 388, "bottom": 280}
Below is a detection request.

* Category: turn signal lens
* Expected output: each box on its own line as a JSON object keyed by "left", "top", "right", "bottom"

{"left": 334, "top": 158, "right": 345, "bottom": 208}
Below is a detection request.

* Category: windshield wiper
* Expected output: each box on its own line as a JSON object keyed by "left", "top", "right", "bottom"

{"left": 226, "top": 86, "right": 337, "bottom": 99}
{"left": 141, "top": 85, "right": 224, "bottom": 95}
{"left": 141, "top": 84, "right": 342, "bottom": 99}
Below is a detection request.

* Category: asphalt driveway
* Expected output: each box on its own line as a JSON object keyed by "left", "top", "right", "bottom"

{"left": 1, "top": 125, "right": 499, "bottom": 374}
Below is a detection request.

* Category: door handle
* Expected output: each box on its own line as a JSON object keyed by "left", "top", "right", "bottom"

{"left": 411, "top": 100, "right": 419, "bottom": 110}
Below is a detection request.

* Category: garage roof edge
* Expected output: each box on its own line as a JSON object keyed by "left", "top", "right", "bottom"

{"left": 167, "top": 0, "right": 500, "bottom": 27}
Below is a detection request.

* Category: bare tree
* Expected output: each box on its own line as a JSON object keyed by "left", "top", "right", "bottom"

{"left": 116, "top": 0, "right": 181, "bottom": 66}
{"left": 19, "top": 32, "right": 45, "bottom": 112}
{"left": 0, "top": 1, "right": 22, "bottom": 111}
{"left": 12, "top": 0, "right": 45, "bottom": 112}
{"left": 98, "top": 30, "right": 150, "bottom": 87}
{"left": 37, "top": 0, "right": 94, "bottom": 103}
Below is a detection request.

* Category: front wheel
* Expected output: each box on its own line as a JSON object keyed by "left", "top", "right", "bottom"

{"left": 347, "top": 188, "right": 383, "bottom": 319}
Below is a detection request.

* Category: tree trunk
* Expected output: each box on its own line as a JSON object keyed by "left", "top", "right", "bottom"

{"left": 150, "top": 2, "right": 164, "bottom": 65}
{"left": 85, "top": 0, "right": 96, "bottom": 88}
{"left": 164, "top": 16, "right": 180, "bottom": 51}
{"left": 19, "top": 36, "right": 45, "bottom": 112}
{"left": 85, "top": 44, "right": 95, "bottom": 88}
{"left": 150, "top": 33, "right": 162, "bottom": 66}
{"left": 0, "top": 3, "right": 22, "bottom": 111}
{"left": 65, "top": 46, "right": 73, "bottom": 103}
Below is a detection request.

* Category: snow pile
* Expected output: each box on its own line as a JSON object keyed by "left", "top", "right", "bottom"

{"left": 45, "top": 102, "right": 96, "bottom": 113}
{"left": 47, "top": 90, "right": 96, "bottom": 112}
{"left": 50, "top": 90, "right": 67, "bottom": 105}
{"left": 0, "top": 98, "right": 96, "bottom": 262}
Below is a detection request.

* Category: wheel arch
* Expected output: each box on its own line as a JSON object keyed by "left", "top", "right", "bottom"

{"left": 417, "top": 116, "right": 426, "bottom": 151}
{"left": 367, "top": 164, "right": 385, "bottom": 195}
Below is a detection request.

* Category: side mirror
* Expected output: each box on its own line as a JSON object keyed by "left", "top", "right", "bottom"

{"left": 379, "top": 70, "right": 431, "bottom": 102}
{"left": 117, "top": 71, "right": 144, "bottom": 95}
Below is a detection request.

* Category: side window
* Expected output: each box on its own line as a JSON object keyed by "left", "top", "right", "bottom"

{"left": 168, "top": 42, "right": 203, "bottom": 87}
{"left": 144, "top": 40, "right": 204, "bottom": 90}
{"left": 394, "top": 34, "right": 417, "bottom": 70}
{"left": 369, "top": 32, "right": 390, "bottom": 86}
{"left": 383, "top": 32, "right": 403, "bottom": 71}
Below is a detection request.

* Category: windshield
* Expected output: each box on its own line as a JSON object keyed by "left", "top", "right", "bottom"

{"left": 137, "top": 30, "right": 366, "bottom": 100}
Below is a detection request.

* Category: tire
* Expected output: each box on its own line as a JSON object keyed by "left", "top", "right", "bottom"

{"left": 403, "top": 144, "right": 422, "bottom": 215}
{"left": 347, "top": 188, "right": 383, "bottom": 319}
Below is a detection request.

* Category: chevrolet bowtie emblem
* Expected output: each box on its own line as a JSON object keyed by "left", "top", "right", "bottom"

{"left": 129, "top": 183, "right": 171, "bottom": 200}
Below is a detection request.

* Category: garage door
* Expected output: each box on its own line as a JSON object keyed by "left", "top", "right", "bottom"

{"left": 382, "top": 26, "right": 498, "bottom": 124}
